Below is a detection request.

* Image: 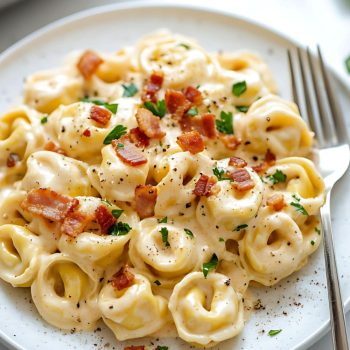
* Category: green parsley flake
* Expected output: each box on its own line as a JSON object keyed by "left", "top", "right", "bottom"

{"left": 160, "top": 227, "right": 170, "bottom": 247}
{"left": 202, "top": 254, "right": 218, "bottom": 278}
{"left": 117, "top": 143, "right": 124, "bottom": 148}
{"left": 187, "top": 107, "right": 198, "bottom": 116}
{"left": 156, "top": 346, "right": 169, "bottom": 350}
{"left": 184, "top": 228, "right": 194, "bottom": 238}
{"left": 315, "top": 227, "right": 321, "bottom": 235}
{"left": 103, "top": 125, "right": 127, "bottom": 145}
{"left": 111, "top": 209, "right": 123, "bottom": 219}
{"left": 268, "top": 169, "right": 287, "bottom": 184}
{"left": 81, "top": 97, "right": 118, "bottom": 114}
{"left": 292, "top": 194, "right": 301, "bottom": 202}
{"left": 122, "top": 83, "right": 139, "bottom": 97}
{"left": 213, "top": 167, "right": 231, "bottom": 181}
{"left": 236, "top": 105, "right": 249, "bottom": 113}
{"left": 268, "top": 329, "right": 282, "bottom": 337}
{"left": 158, "top": 217, "right": 168, "bottom": 223}
{"left": 144, "top": 100, "right": 166, "bottom": 118}
{"left": 40, "top": 116, "right": 48, "bottom": 124}
{"left": 346, "top": 56, "right": 350, "bottom": 74}
{"left": 108, "top": 222, "right": 131, "bottom": 236}
{"left": 234, "top": 224, "right": 248, "bottom": 231}
{"left": 216, "top": 111, "right": 234, "bottom": 134}
{"left": 178, "top": 43, "right": 191, "bottom": 50}
{"left": 219, "top": 237, "right": 225, "bottom": 242}
{"left": 290, "top": 202, "right": 309, "bottom": 216}
{"left": 154, "top": 280, "right": 161, "bottom": 286}
{"left": 232, "top": 81, "right": 247, "bottom": 96}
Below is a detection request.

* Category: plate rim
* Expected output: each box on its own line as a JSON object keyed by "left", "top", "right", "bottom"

{"left": 0, "top": 2, "right": 348, "bottom": 350}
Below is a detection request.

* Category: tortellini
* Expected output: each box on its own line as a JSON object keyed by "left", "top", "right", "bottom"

{"left": 31, "top": 253, "right": 101, "bottom": 330}
{"left": 169, "top": 272, "right": 244, "bottom": 346}
{"left": 99, "top": 272, "right": 169, "bottom": 340}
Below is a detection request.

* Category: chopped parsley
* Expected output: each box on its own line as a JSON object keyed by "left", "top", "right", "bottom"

{"left": 290, "top": 202, "right": 309, "bottom": 216}
{"left": 315, "top": 227, "right": 321, "bottom": 235}
{"left": 202, "top": 254, "right": 218, "bottom": 278}
{"left": 154, "top": 280, "right": 161, "bottom": 286}
{"left": 187, "top": 107, "right": 198, "bottom": 116}
{"left": 156, "top": 346, "right": 169, "bottom": 350}
{"left": 184, "top": 228, "right": 194, "bottom": 238}
{"left": 111, "top": 209, "right": 123, "bottom": 219}
{"left": 144, "top": 99, "right": 166, "bottom": 118}
{"left": 234, "top": 224, "right": 248, "bottom": 231}
{"left": 158, "top": 216, "right": 168, "bottom": 223}
{"left": 268, "top": 329, "right": 282, "bottom": 337}
{"left": 346, "top": 56, "right": 350, "bottom": 74}
{"left": 216, "top": 111, "right": 234, "bottom": 134}
{"left": 122, "top": 83, "right": 138, "bottom": 97}
{"left": 292, "top": 194, "right": 301, "bottom": 202}
{"left": 236, "top": 105, "right": 249, "bottom": 113}
{"left": 117, "top": 143, "right": 124, "bottom": 148}
{"left": 219, "top": 237, "right": 225, "bottom": 242}
{"left": 103, "top": 125, "right": 127, "bottom": 144}
{"left": 267, "top": 169, "right": 287, "bottom": 184}
{"left": 311, "top": 240, "right": 315, "bottom": 245}
{"left": 40, "top": 115, "right": 48, "bottom": 124}
{"left": 160, "top": 227, "right": 170, "bottom": 247}
{"left": 81, "top": 97, "right": 118, "bottom": 114}
{"left": 108, "top": 222, "right": 131, "bottom": 236}
{"left": 232, "top": 81, "right": 247, "bottom": 96}
{"left": 213, "top": 167, "right": 231, "bottom": 181}
{"left": 178, "top": 43, "right": 191, "bottom": 50}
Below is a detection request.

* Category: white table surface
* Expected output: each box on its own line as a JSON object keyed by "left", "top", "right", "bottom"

{"left": 0, "top": 0, "right": 349, "bottom": 349}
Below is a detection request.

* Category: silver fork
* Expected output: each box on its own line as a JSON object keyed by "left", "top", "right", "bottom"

{"left": 288, "top": 46, "right": 350, "bottom": 350}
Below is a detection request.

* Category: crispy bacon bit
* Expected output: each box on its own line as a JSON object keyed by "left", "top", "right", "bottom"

{"left": 6, "top": 153, "right": 20, "bottom": 168}
{"left": 21, "top": 188, "right": 79, "bottom": 222}
{"left": 184, "top": 86, "right": 202, "bottom": 106}
{"left": 112, "top": 265, "right": 135, "bottom": 291}
{"left": 95, "top": 205, "right": 116, "bottom": 234}
{"left": 252, "top": 149, "right": 276, "bottom": 174}
{"left": 134, "top": 184, "right": 157, "bottom": 219}
{"left": 44, "top": 141, "right": 66, "bottom": 155}
{"left": 265, "top": 149, "right": 276, "bottom": 164}
{"left": 128, "top": 127, "right": 150, "bottom": 148}
{"left": 180, "top": 114, "right": 217, "bottom": 139}
{"left": 219, "top": 134, "right": 241, "bottom": 150}
{"left": 201, "top": 113, "right": 217, "bottom": 139}
{"left": 193, "top": 175, "right": 217, "bottom": 197}
{"left": 165, "top": 89, "right": 191, "bottom": 119}
{"left": 61, "top": 210, "right": 92, "bottom": 237}
{"left": 229, "top": 156, "right": 247, "bottom": 168}
{"left": 77, "top": 50, "right": 103, "bottom": 79}
{"left": 142, "top": 71, "right": 164, "bottom": 103}
{"left": 90, "top": 105, "right": 112, "bottom": 126}
{"left": 267, "top": 194, "right": 285, "bottom": 211}
{"left": 177, "top": 131, "right": 205, "bottom": 154}
{"left": 82, "top": 129, "right": 91, "bottom": 137}
{"left": 228, "top": 169, "right": 255, "bottom": 192}
{"left": 135, "top": 108, "right": 165, "bottom": 139}
{"left": 112, "top": 138, "right": 147, "bottom": 166}
{"left": 124, "top": 347, "right": 145, "bottom": 350}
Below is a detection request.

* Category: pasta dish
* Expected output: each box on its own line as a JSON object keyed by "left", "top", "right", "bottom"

{"left": 0, "top": 31, "right": 325, "bottom": 348}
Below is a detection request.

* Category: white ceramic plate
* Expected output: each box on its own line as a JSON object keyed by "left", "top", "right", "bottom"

{"left": 0, "top": 2, "right": 350, "bottom": 350}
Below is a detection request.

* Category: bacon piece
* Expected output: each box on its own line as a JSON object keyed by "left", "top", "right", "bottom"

{"left": 61, "top": 210, "right": 93, "bottom": 237}
{"left": 184, "top": 86, "right": 202, "bottom": 106}
{"left": 201, "top": 113, "right": 217, "bottom": 139}
{"left": 134, "top": 184, "right": 157, "bottom": 219}
{"left": 228, "top": 169, "right": 255, "bottom": 192}
{"left": 252, "top": 149, "right": 276, "bottom": 174}
{"left": 165, "top": 89, "right": 191, "bottom": 119}
{"left": 142, "top": 71, "right": 164, "bottom": 103}
{"left": 6, "top": 153, "right": 20, "bottom": 168}
{"left": 177, "top": 131, "right": 205, "bottom": 154}
{"left": 218, "top": 134, "right": 241, "bottom": 150}
{"left": 267, "top": 194, "right": 285, "bottom": 211}
{"left": 44, "top": 141, "right": 66, "bottom": 155}
{"left": 193, "top": 175, "right": 217, "bottom": 197}
{"left": 82, "top": 128, "right": 91, "bottom": 137}
{"left": 111, "top": 265, "right": 135, "bottom": 291}
{"left": 95, "top": 205, "right": 116, "bottom": 234}
{"left": 112, "top": 138, "right": 147, "bottom": 166}
{"left": 229, "top": 156, "right": 247, "bottom": 168}
{"left": 21, "top": 188, "right": 79, "bottom": 222}
{"left": 265, "top": 149, "right": 276, "bottom": 164}
{"left": 124, "top": 346, "right": 145, "bottom": 350}
{"left": 77, "top": 50, "right": 103, "bottom": 79}
{"left": 135, "top": 108, "right": 165, "bottom": 139}
{"left": 128, "top": 127, "right": 150, "bottom": 148}
{"left": 90, "top": 105, "right": 112, "bottom": 126}
{"left": 180, "top": 114, "right": 217, "bottom": 139}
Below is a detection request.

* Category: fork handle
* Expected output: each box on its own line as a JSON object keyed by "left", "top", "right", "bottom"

{"left": 321, "top": 190, "right": 349, "bottom": 350}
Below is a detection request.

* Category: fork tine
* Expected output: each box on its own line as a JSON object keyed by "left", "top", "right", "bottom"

{"left": 317, "top": 46, "right": 349, "bottom": 144}
{"left": 306, "top": 47, "right": 337, "bottom": 146}
{"left": 287, "top": 50, "right": 301, "bottom": 108}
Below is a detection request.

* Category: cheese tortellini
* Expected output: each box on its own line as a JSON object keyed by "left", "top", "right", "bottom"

{"left": 0, "top": 30, "right": 325, "bottom": 348}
